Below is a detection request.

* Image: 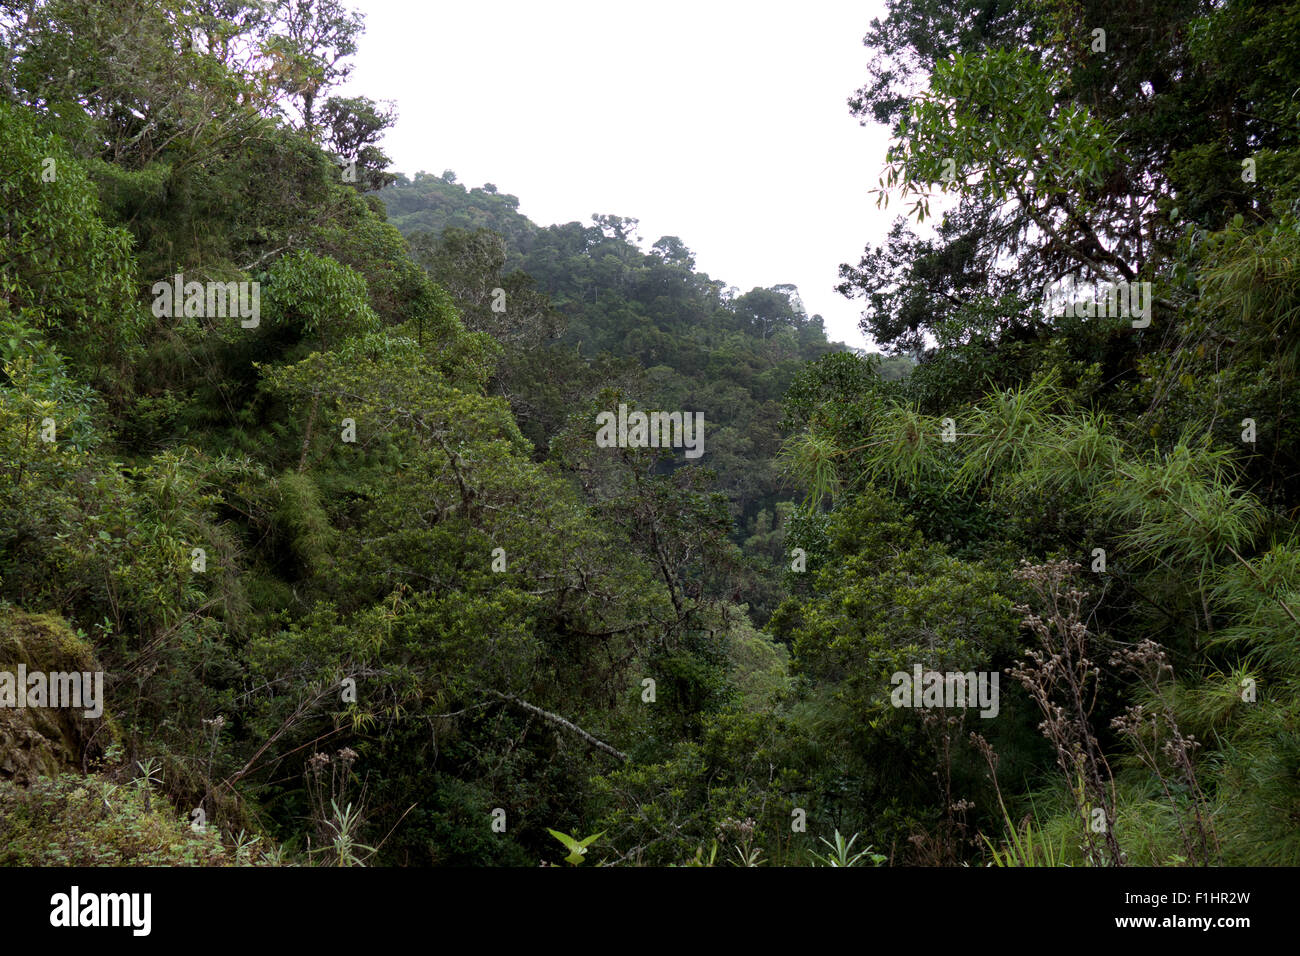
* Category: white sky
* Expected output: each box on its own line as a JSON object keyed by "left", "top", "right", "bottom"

{"left": 342, "top": 0, "right": 896, "bottom": 350}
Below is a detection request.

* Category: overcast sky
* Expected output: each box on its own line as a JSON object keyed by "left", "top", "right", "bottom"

{"left": 342, "top": 0, "right": 895, "bottom": 350}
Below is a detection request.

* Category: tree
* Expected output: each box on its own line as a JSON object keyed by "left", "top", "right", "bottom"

{"left": 262, "top": 0, "right": 364, "bottom": 133}
{"left": 319, "top": 94, "right": 397, "bottom": 191}
{"left": 651, "top": 235, "right": 695, "bottom": 270}
{"left": 0, "top": 101, "right": 142, "bottom": 378}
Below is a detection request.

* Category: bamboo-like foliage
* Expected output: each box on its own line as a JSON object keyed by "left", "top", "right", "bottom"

{"left": 790, "top": 366, "right": 1268, "bottom": 595}
{"left": 775, "top": 432, "right": 842, "bottom": 513}
{"left": 1208, "top": 544, "right": 1300, "bottom": 674}
{"left": 997, "top": 409, "right": 1122, "bottom": 506}
{"left": 1097, "top": 437, "right": 1265, "bottom": 584}
{"left": 1196, "top": 217, "right": 1300, "bottom": 369}
{"left": 951, "top": 370, "right": 1064, "bottom": 494}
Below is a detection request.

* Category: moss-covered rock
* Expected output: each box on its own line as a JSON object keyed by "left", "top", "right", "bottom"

{"left": 0, "top": 608, "right": 120, "bottom": 783}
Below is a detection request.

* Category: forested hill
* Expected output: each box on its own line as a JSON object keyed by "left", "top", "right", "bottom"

{"left": 3, "top": 0, "right": 1300, "bottom": 877}
{"left": 379, "top": 172, "right": 847, "bottom": 553}
{"left": 0, "top": 0, "right": 838, "bottom": 867}
{"left": 385, "top": 171, "right": 841, "bottom": 362}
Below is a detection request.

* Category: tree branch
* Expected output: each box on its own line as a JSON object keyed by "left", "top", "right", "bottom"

{"left": 484, "top": 689, "right": 627, "bottom": 761}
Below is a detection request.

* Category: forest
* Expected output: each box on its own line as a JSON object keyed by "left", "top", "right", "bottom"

{"left": 0, "top": 0, "right": 1297, "bottom": 870}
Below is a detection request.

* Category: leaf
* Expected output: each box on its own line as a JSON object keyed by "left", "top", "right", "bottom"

{"left": 546, "top": 828, "right": 604, "bottom": 865}
{"left": 546, "top": 827, "right": 582, "bottom": 852}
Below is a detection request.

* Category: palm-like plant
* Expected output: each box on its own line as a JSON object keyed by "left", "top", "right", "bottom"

{"left": 808, "top": 830, "right": 886, "bottom": 867}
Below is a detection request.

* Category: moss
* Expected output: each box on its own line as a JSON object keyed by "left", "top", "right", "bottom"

{"left": 0, "top": 772, "right": 267, "bottom": 866}
{"left": 0, "top": 609, "right": 96, "bottom": 670}
{"left": 0, "top": 608, "right": 120, "bottom": 783}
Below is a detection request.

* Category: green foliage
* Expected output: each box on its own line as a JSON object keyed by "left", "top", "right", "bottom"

{"left": 262, "top": 250, "right": 381, "bottom": 349}
{"left": 545, "top": 828, "right": 605, "bottom": 866}
{"left": 982, "top": 805, "right": 1072, "bottom": 868}
{"left": 808, "top": 830, "right": 887, "bottom": 867}
{"left": 384, "top": 174, "right": 843, "bottom": 624}
{"left": 0, "top": 102, "right": 143, "bottom": 376}
{"left": 3, "top": 0, "right": 1300, "bottom": 871}
{"left": 0, "top": 774, "right": 235, "bottom": 867}
{"left": 880, "top": 49, "right": 1118, "bottom": 223}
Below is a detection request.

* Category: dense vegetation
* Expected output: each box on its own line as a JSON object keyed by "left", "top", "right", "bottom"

{"left": 1, "top": 0, "right": 1297, "bottom": 867}
{"left": 381, "top": 171, "right": 849, "bottom": 623}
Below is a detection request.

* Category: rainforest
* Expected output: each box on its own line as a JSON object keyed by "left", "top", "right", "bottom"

{"left": 1, "top": 0, "right": 1298, "bottom": 873}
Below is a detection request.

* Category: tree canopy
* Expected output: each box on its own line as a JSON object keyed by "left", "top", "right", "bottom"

{"left": 1, "top": 0, "right": 1298, "bottom": 873}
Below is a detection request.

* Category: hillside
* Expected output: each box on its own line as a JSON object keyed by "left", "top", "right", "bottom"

{"left": 1, "top": 0, "right": 1298, "bottom": 878}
